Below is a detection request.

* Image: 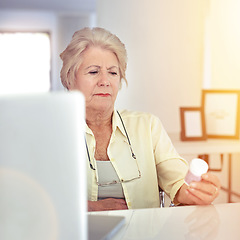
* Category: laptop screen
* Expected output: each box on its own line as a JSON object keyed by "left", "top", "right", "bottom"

{"left": 0, "top": 91, "right": 87, "bottom": 240}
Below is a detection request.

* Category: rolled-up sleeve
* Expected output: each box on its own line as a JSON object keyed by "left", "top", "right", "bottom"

{"left": 151, "top": 115, "right": 188, "bottom": 201}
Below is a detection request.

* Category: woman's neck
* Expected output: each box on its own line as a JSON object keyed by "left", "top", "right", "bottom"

{"left": 86, "top": 107, "right": 113, "bottom": 128}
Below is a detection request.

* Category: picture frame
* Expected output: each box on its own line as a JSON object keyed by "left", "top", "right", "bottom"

{"left": 202, "top": 89, "right": 240, "bottom": 139}
{"left": 180, "top": 107, "right": 207, "bottom": 141}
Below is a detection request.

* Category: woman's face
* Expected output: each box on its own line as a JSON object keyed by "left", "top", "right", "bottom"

{"left": 69, "top": 46, "right": 121, "bottom": 113}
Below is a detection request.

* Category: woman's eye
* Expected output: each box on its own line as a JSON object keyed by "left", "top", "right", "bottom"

{"left": 110, "top": 71, "right": 118, "bottom": 76}
{"left": 89, "top": 70, "right": 98, "bottom": 75}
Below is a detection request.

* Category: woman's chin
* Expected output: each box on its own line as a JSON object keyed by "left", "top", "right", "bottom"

{"left": 87, "top": 101, "right": 114, "bottom": 113}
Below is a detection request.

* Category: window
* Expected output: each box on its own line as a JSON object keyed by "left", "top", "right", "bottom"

{"left": 0, "top": 32, "right": 51, "bottom": 94}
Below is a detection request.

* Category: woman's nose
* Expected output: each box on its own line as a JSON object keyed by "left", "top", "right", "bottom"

{"left": 98, "top": 71, "right": 110, "bottom": 86}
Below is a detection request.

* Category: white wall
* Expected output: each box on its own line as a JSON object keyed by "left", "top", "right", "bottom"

{"left": 205, "top": 0, "right": 240, "bottom": 89}
{"left": 0, "top": 0, "right": 95, "bottom": 12}
{"left": 96, "top": 0, "right": 207, "bottom": 133}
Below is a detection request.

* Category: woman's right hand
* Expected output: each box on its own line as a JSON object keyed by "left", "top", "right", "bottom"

{"left": 88, "top": 198, "right": 128, "bottom": 212}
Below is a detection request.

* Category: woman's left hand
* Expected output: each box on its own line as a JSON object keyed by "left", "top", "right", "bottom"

{"left": 176, "top": 172, "right": 221, "bottom": 205}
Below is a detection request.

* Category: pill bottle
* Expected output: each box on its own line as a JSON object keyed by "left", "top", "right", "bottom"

{"left": 184, "top": 158, "right": 209, "bottom": 185}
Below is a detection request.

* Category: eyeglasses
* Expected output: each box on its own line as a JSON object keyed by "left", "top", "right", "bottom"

{"left": 85, "top": 111, "right": 141, "bottom": 186}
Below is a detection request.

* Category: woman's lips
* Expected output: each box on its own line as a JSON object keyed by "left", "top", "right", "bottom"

{"left": 95, "top": 93, "right": 111, "bottom": 97}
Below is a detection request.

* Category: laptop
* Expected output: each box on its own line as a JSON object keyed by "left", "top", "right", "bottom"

{"left": 0, "top": 91, "right": 125, "bottom": 240}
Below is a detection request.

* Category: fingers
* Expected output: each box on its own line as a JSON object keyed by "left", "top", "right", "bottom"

{"left": 114, "top": 198, "right": 128, "bottom": 209}
{"left": 190, "top": 181, "right": 218, "bottom": 196}
{"left": 186, "top": 173, "right": 221, "bottom": 205}
{"left": 187, "top": 185, "right": 216, "bottom": 205}
{"left": 202, "top": 173, "right": 221, "bottom": 189}
{"left": 202, "top": 173, "right": 221, "bottom": 198}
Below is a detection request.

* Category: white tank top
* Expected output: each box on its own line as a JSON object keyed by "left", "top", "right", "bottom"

{"left": 96, "top": 160, "right": 124, "bottom": 199}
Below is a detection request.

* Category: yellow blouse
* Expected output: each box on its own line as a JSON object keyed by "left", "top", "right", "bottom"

{"left": 86, "top": 109, "right": 188, "bottom": 209}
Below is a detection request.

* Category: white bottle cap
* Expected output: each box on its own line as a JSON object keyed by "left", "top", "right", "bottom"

{"left": 189, "top": 158, "right": 209, "bottom": 177}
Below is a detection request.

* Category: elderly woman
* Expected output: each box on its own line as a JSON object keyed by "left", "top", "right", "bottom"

{"left": 60, "top": 27, "right": 220, "bottom": 211}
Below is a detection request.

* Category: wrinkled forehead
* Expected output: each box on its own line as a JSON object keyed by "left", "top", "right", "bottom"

{"left": 77, "top": 46, "right": 119, "bottom": 69}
